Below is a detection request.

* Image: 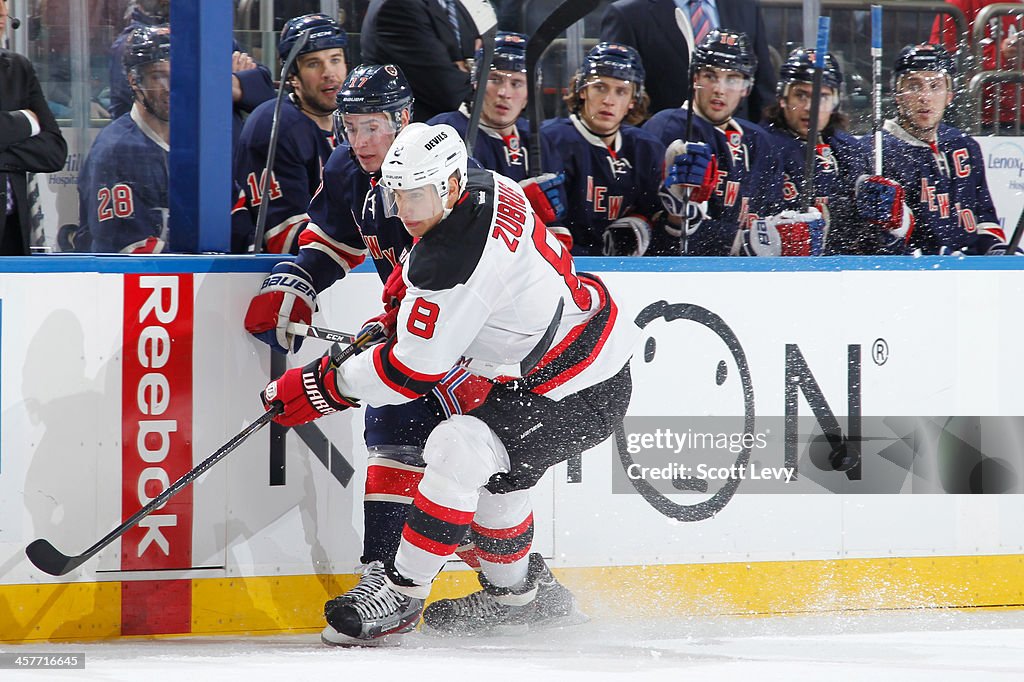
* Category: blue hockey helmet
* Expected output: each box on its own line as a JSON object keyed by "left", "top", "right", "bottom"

{"left": 892, "top": 43, "right": 955, "bottom": 87}
{"left": 573, "top": 42, "right": 646, "bottom": 101}
{"left": 777, "top": 48, "right": 843, "bottom": 96}
{"left": 691, "top": 29, "right": 757, "bottom": 79}
{"left": 334, "top": 64, "right": 414, "bottom": 141}
{"left": 279, "top": 13, "right": 347, "bottom": 72}
{"left": 490, "top": 31, "right": 528, "bottom": 73}
{"left": 123, "top": 24, "right": 171, "bottom": 75}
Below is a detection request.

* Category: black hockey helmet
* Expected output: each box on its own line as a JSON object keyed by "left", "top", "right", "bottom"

{"left": 776, "top": 48, "right": 843, "bottom": 96}
{"left": 279, "top": 13, "right": 347, "bottom": 71}
{"left": 334, "top": 64, "right": 414, "bottom": 141}
{"left": 573, "top": 42, "right": 646, "bottom": 101}
{"left": 892, "top": 43, "right": 955, "bottom": 87}
{"left": 691, "top": 29, "right": 757, "bottom": 79}
{"left": 123, "top": 24, "right": 171, "bottom": 76}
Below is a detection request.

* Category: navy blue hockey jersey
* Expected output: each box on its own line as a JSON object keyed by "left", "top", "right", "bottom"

{"left": 877, "top": 121, "right": 1003, "bottom": 255}
{"left": 296, "top": 144, "right": 414, "bottom": 293}
{"left": 643, "top": 108, "right": 785, "bottom": 255}
{"left": 541, "top": 115, "right": 664, "bottom": 256}
{"left": 78, "top": 109, "right": 168, "bottom": 253}
{"left": 231, "top": 96, "right": 335, "bottom": 254}
{"left": 763, "top": 123, "right": 871, "bottom": 254}
{"left": 427, "top": 107, "right": 563, "bottom": 181}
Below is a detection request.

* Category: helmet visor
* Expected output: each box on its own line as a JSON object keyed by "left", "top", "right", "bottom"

{"left": 335, "top": 111, "right": 401, "bottom": 145}
{"left": 380, "top": 183, "right": 444, "bottom": 223}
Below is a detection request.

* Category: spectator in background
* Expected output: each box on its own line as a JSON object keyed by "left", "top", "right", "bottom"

{"left": 931, "top": 0, "right": 1024, "bottom": 133}
{"left": 0, "top": 0, "right": 68, "bottom": 255}
{"left": 108, "top": 0, "right": 273, "bottom": 143}
{"left": 231, "top": 13, "right": 347, "bottom": 254}
{"left": 600, "top": 0, "right": 775, "bottom": 121}
{"left": 360, "top": 0, "right": 476, "bottom": 122}
{"left": 77, "top": 25, "right": 170, "bottom": 253}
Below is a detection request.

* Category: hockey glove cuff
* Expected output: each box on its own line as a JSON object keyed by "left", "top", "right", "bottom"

{"left": 262, "top": 354, "right": 359, "bottom": 427}
{"left": 602, "top": 215, "right": 652, "bottom": 256}
{"left": 245, "top": 261, "right": 317, "bottom": 354}
{"left": 742, "top": 209, "right": 826, "bottom": 257}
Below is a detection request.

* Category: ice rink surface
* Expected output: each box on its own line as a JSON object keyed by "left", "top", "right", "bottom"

{"left": 5, "top": 608, "right": 1024, "bottom": 681}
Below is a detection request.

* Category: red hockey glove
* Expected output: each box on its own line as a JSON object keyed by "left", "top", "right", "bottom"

{"left": 520, "top": 172, "right": 566, "bottom": 224}
{"left": 245, "top": 262, "right": 316, "bottom": 354}
{"left": 261, "top": 355, "right": 359, "bottom": 427}
{"left": 743, "top": 209, "right": 826, "bottom": 257}
{"left": 855, "top": 175, "right": 914, "bottom": 244}
{"left": 381, "top": 262, "right": 407, "bottom": 310}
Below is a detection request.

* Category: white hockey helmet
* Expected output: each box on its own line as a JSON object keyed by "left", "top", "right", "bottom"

{"left": 380, "top": 123, "right": 468, "bottom": 223}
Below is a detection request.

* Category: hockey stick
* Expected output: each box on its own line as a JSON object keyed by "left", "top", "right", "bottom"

{"left": 1006, "top": 208, "right": 1024, "bottom": 254}
{"left": 871, "top": 5, "right": 883, "bottom": 175}
{"left": 460, "top": 0, "right": 498, "bottom": 152}
{"left": 288, "top": 322, "right": 356, "bottom": 345}
{"left": 675, "top": 7, "right": 698, "bottom": 253}
{"left": 526, "top": 0, "right": 595, "bottom": 176}
{"left": 801, "top": 17, "right": 831, "bottom": 213}
{"left": 24, "top": 329, "right": 378, "bottom": 577}
{"left": 252, "top": 29, "right": 311, "bottom": 254}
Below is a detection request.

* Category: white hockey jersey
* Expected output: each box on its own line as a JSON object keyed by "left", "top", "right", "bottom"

{"left": 335, "top": 168, "right": 640, "bottom": 406}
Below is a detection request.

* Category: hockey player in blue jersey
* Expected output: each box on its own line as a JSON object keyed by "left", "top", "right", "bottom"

{"left": 541, "top": 42, "right": 665, "bottom": 255}
{"left": 878, "top": 44, "right": 1012, "bottom": 255}
{"left": 231, "top": 14, "right": 348, "bottom": 254}
{"left": 644, "top": 30, "right": 791, "bottom": 256}
{"left": 427, "top": 31, "right": 567, "bottom": 237}
{"left": 77, "top": 25, "right": 170, "bottom": 253}
{"left": 761, "top": 48, "right": 913, "bottom": 255}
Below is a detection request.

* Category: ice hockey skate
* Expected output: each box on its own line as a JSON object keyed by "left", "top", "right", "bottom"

{"left": 321, "top": 561, "right": 424, "bottom": 647}
{"left": 422, "top": 553, "right": 587, "bottom": 636}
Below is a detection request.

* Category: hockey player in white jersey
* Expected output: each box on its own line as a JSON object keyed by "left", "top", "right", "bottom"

{"left": 260, "top": 123, "right": 639, "bottom": 644}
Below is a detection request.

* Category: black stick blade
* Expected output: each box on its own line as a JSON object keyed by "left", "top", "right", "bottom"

{"left": 26, "top": 539, "right": 82, "bottom": 576}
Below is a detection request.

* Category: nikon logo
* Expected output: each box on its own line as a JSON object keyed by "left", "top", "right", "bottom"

{"left": 424, "top": 131, "right": 448, "bottom": 150}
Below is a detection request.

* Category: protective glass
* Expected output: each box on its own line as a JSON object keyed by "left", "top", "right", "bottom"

{"left": 694, "top": 68, "right": 751, "bottom": 92}
{"left": 380, "top": 183, "right": 444, "bottom": 222}
{"left": 335, "top": 112, "right": 400, "bottom": 145}
{"left": 895, "top": 74, "right": 951, "bottom": 97}
{"left": 785, "top": 88, "right": 836, "bottom": 108}
{"left": 579, "top": 75, "right": 636, "bottom": 101}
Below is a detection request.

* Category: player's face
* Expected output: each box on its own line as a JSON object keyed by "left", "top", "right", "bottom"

{"left": 385, "top": 175, "right": 460, "bottom": 237}
{"left": 0, "top": 0, "right": 9, "bottom": 34}
{"left": 481, "top": 70, "right": 528, "bottom": 133}
{"left": 579, "top": 75, "right": 635, "bottom": 135}
{"left": 341, "top": 112, "right": 401, "bottom": 173}
{"left": 693, "top": 67, "right": 750, "bottom": 125}
{"left": 895, "top": 71, "right": 953, "bottom": 140}
{"left": 780, "top": 82, "right": 836, "bottom": 139}
{"left": 292, "top": 48, "right": 347, "bottom": 116}
{"left": 134, "top": 61, "right": 171, "bottom": 121}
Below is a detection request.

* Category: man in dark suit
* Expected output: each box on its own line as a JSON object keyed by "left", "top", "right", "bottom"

{"left": 600, "top": 0, "right": 775, "bottom": 121}
{"left": 0, "top": 0, "right": 68, "bottom": 255}
{"left": 360, "top": 0, "right": 477, "bottom": 122}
